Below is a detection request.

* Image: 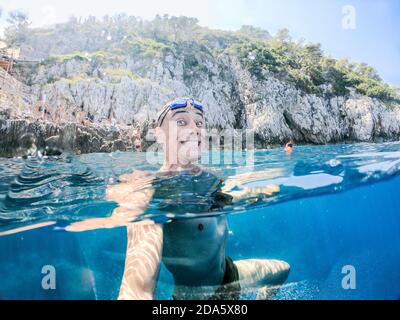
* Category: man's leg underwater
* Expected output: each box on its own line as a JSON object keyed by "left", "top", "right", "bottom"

{"left": 233, "top": 259, "right": 290, "bottom": 299}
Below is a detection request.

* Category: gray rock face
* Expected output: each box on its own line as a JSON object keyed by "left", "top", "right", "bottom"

{"left": 0, "top": 119, "right": 140, "bottom": 157}
{"left": 25, "top": 53, "right": 400, "bottom": 149}
{"left": 2, "top": 50, "right": 400, "bottom": 158}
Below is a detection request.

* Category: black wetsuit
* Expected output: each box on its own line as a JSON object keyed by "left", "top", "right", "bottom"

{"left": 151, "top": 170, "right": 231, "bottom": 214}
{"left": 151, "top": 170, "right": 240, "bottom": 300}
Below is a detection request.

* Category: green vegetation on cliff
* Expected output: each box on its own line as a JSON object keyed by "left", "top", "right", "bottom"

{"left": 3, "top": 14, "right": 398, "bottom": 101}
{"left": 235, "top": 29, "right": 396, "bottom": 100}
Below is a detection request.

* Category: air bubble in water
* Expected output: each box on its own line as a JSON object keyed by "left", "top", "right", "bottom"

{"left": 328, "top": 159, "right": 341, "bottom": 167}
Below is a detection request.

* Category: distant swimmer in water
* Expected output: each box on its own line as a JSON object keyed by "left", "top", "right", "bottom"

{"left": 284, "top": 140, "right": 294, "bottom": 155}
{"left": 66, "top": 98, "right": 290, "bottom": 300}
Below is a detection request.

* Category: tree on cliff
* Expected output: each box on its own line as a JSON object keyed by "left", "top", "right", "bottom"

{"left": 4, "top": 9, "right": 31, "bottom": 47}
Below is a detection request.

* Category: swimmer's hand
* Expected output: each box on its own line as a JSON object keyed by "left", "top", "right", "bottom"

{"left": 224, "top": 184, "right": 280, "bottom": 203}
{"left": 66, "top": 170, "right": 155, "bottom": 232}
{"left": 221, "top": 169, "right": 282, "bottom": 203}
{"left": 106, "top": 170, "right": 154, "bottom": 216}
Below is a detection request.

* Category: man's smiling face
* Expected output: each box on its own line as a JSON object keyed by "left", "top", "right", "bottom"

{"left": 156, "top": 106, "right": 205, "bottom": 166}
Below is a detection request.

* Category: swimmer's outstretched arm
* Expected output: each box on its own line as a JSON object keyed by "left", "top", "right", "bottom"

{"left": 221, "top": 169, "right": 283, "bottom": 202}
{"left": 66, "top": 170, "right": 163, "bottom": 300}
{"left": 118, "top": 223, "right": 163, "bottom": 300}
{"left": 66, "top": 170, "right": 155, "bottom": 231}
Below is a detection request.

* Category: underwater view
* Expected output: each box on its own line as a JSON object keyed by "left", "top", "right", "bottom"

{"left": 0, "top": 142, "right": 399, "bottom": 300}
{"left": 1, "top": 1, "right": 400, "bottom": 304}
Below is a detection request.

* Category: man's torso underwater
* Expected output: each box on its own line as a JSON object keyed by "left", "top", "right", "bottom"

{"left": 151, "top": 170, "right": 232, "bottom": 286}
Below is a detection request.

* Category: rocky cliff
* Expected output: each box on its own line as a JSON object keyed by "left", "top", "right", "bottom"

{"left": 1, "top": 15, "right": 399, "bottom": 157}
{"left": 0, "top": 67, "right": 143, "bottom": 157}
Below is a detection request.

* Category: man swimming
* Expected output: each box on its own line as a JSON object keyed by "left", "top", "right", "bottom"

{"left": 284, "top": 140, "right": 294, "bottom": 155}
{"left": 67, "top": 98, "right": 290, "bottom": 300}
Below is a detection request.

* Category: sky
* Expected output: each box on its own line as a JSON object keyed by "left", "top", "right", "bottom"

{"left": 0, "top": 0, "right": 399, "bottom": 85}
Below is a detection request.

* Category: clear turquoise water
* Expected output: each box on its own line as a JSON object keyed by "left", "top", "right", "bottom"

{"left": 0, "top": 142, "right": 399, "bottom": 299}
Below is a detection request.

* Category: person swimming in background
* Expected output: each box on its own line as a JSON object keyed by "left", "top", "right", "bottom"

{"left": 65, "top": 98, "right": 291, "bottom": 300}
{"left": 284, "top": 140, "right": 294, "bottom": 155}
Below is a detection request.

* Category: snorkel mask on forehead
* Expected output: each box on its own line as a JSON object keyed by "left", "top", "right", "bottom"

{"left": 156, "top": 98, "right": 204, "bottom": 127}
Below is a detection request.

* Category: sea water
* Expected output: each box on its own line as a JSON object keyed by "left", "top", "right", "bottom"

{"left": 0, "top": 142, "right": 399, "bottom": 299}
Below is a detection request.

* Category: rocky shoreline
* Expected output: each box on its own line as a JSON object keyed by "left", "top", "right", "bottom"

{"left": 0, "top": 118, "right": 145, "bottom": 158}
{"left": 1, "top": 110, "right": 400, "bottom": 158}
